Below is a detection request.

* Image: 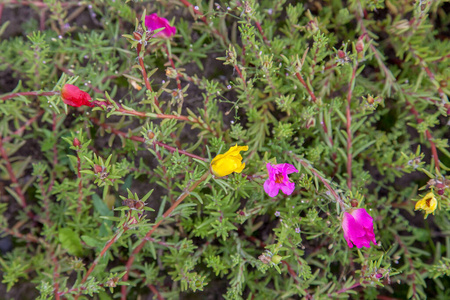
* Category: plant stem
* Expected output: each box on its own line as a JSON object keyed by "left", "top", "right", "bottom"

{"left": 75, "top": 147, "right": 83, "bottom": 214}
{"left": 121, "top": 170, "right": 210, "bottom": 300}
{"left": 346, "top": 61, "right": 359, "bottom": 190}
{"left": 80, "top": 229, "right": 126, "bottom": 285}
{"left": 90, "top": 118, "right": 208, "bottom": 162}
{"left": 290, "top": 153, "right": 346, "bottom": 210}
{"left": 0, "top": 91, "right": 59, "bottom": 100}
{"left": 295, "top": 72, "right": 317, "bottom": 103}
{"left": 0, "top": 136, "right": 34, "bottom": 219}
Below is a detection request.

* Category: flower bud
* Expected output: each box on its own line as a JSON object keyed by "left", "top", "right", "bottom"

{"left": 133, "top": 31, "right": 142, "bottom": 41}
{"left": 147, "top": 130, "right": 155, "bottom": 139}
{"left": 73, "top": 138, "right": 81, "bottom": 148}
{"left": 356, "top": 39, "right": 364, "bottom": 53}
{"left": 93, "top": 164, "right": 103, "bottom": 174}
{"left": 350, "top": 199, "right": 358, "bottom": 207}
{"left": 166, "top": 67, "right": 178, "bottom": 79}
{"left": 61, "top": 84, "right": 93, "bottom": 107}
{"left": 271, "top": 254, "right": 282, "bottom": 265}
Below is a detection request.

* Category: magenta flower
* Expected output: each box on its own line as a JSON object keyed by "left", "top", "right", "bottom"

{"left": 263, "top": 163, "right": 298, "bottom": 197}
{"left": 342, "top": 208, "right": 377, "bottom": 248}
{"left": 145, "top": 13, "right": 176, "bottom": 38}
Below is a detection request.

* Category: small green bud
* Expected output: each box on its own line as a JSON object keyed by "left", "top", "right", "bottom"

{"left": 271, "top": 255, "right": 282, "bottom": 265}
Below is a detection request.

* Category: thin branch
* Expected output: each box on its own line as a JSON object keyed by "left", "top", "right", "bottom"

{"left": 121, "top": 171, "right": 211, "bottom": 300}
{"left": 90, "top": 117, "right": 208, "bottom": 162}
{"left": 178, "top": 0, "right": 228, "bottom": 45}
{"left": 80, "top": 229, "right": 126, "bottom": 285}
{"left": 0, "top": 136, "right": 34, "bottom": 219}
{"left": 3, "top": 110, "right": 44, "bottom": 143}
{"left": 0, "top": 91, "right": 59, "bottom": 101}
{"left": 295, "top": 72, "right": 317, "bottom": 103}
{"left": 290, "top": 153, "right": 346, "bottom": 210}
{"left": 346, "top": 61, "right": 359, "bottom": 189}
{"left": 75, "top": 145, "right": 83, "bottom": 214}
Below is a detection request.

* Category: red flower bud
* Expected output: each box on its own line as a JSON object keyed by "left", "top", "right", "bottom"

{"left": 356, "top": 40, "right": 364, "bottom": 53}
{"left": 437, "top": 189, "right": 444, "bottom": 195}
{"left": 93, "top": 164, "right": 103, "bottom": 174}
{"left": 61, "top": 84, "right": 93, "bottom": 107}
{"left": 338, "top": 50, "right": 346, "bottom": 59}
{"left": 73, "top": 138, "right": 81, "bottom": 147}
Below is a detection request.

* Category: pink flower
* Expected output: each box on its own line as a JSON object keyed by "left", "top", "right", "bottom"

{"left": 263, "top": 163, "right": 298, "bottom": 197}
{"left": 145, "top": 13, "right": 176, "bottom": 38}
{"left": 342, "top": 208, "right": 377, "bottom": 248}
{"left": 61, "top": 84, "right": 93, "bottom": 107}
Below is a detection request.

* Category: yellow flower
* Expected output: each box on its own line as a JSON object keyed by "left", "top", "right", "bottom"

{"left": 415, "top": 192, "right": 437, "bottom": 218}
{"left": 210, "top": 145, "right": 248, "bottom": 177}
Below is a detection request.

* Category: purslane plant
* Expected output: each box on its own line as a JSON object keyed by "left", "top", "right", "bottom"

{"left": 0, "top": 0, "right": 449, "bottom": 300}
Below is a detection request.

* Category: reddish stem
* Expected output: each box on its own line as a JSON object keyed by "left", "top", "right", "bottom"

{"left": 295, "top": 72, "right": 317, "bottom": 103}
{"left": 291, "top": 154, "right": 345, "bottom": 209}
{"left": 346, "top": 63, "right": 359, "bottom": 189}
{"left": 75, "top": 147, "right": 83, "bottom": 214}
{"left": 405, "top": 100, "right": 440, "bottom": 172}
{"left": 0, "top": 91, "right": 59, "bottom": 100}
{"left": 90, "top": 118, "right": 208, "bottom": 162}
{"left": 80, "top": 229, "right": 126, "bottom": 285}
{"left": 0, "top": 137, "right": 34, "bottom": 219}
{"left": 234, "top": 64, "right": 246, "bottom": 88}
{"left": 52, "top": 254, "right": 61, "bottom": 300}
{"left": 254, "top": 21, "right": 270, "bottom": 46}
{"left": 178, "top": 0, "right": 228, "bottom": 44}
{"left": 3, "top": 110, "right": 44, "bottom": 143}
{"left": 137, "top": 55, "right": 159, "bottom": 107}
{"left": 147, "top": 284, "right": 164, "bottom": 300}
{"left": 121, "top": 171, "right": 210, "bottom": 299}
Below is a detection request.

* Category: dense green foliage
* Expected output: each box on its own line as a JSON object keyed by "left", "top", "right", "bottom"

{"left": 0, "top": 0, "right": 449, "bottom": 299}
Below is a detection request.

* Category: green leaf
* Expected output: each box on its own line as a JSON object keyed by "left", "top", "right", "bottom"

{"left": 59, "top": 228, "right": 83, "bottom": 256}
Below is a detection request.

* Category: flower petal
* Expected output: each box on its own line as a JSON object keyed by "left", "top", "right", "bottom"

{"left": 281, "top": 163, "right": 299, "bottom": 175}
{"left": 264, "top": 179, "right": 280, "bottom": 197}
{"left": 351, "top": 208, "right": 374, "bottom": 230}
{"left": 266, "top": 162, "right": 275, "bottom": 180}
{"left": 280, "top": 182, "right": 295, "bottom": 196}
{"left": 342, "top": 212, "right": 366, "bottom": 248}
{"left": 145, "top": 13, "right": 177, "bottom": 38}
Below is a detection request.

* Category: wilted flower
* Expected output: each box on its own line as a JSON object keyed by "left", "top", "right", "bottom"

{"left": 264, "top": 163, "right": 298, "bottom": 197}
{"left": 210, "top": 145, "right": 248, "bottom": 177}
{"left": 415, "top": 192, "right": 437, "bottom": 218}
{"left": 342, "top": 208, "right": 377, "bottom": 249}
{"left": 145, "top": 13, "right": 176, "bottom": 38}
{"left": 61, "top": 84, "right": 93, "bottom": 107}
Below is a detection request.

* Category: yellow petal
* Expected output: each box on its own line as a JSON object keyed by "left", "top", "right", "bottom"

{"left": 210, "top": 145, "right": 248, "bottom": 177}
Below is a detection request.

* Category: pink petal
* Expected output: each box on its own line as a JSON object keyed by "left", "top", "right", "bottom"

{"left": 264, "top": 179, "right": 280, "bottom": 197}
{"left": 145, "top": 13, "right": 176, "bottom": 38}
{"left": 342, "top": 212, "right": 366, "bottom": 248}
{"left": 351, "top": 208, "right": 373, "bottom": 229}
{"left": 352, "top": 235, "right": 372, "bottom": 248}
{"left": 266, "top": 163, "right": 275, "bottom": 180}
{"left": 280, "top": 182, "right": 295, "bottom": 195}
{"left": 281, "top": 163, "right": 299, "bottom": 175}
